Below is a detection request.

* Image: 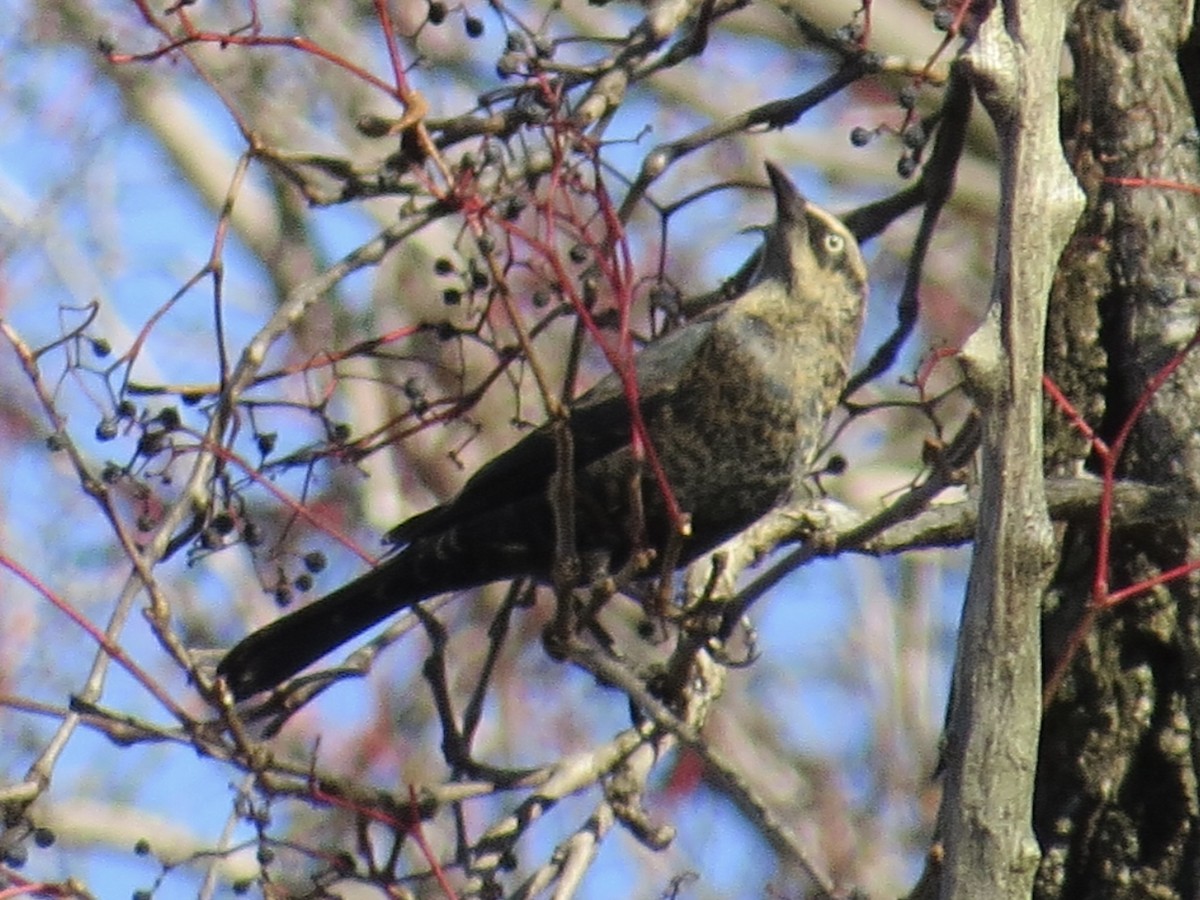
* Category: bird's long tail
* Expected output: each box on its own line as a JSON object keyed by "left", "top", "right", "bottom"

{"left": 215, "top": 554, "right": 432, "bottom": 700}
{"left": 216, "top": 519, "right": 532, "bottom": 700}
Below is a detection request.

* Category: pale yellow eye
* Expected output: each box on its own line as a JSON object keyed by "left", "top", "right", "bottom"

{"left": 823, "top": 232, "right": 845, "bottom": 255}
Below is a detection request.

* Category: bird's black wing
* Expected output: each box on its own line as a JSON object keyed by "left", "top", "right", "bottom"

{"left": 384, "top": 404, "right": 626, "bottom": 544}
{"left": 386, "top": 320, "right": 713, "bottom": 546}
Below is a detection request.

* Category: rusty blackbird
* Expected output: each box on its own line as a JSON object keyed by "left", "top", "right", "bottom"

{"left": 216, "top": 163, "right": 868, "bottom": 700}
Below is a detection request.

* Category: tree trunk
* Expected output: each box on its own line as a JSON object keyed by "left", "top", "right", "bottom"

{"left": 1037, "top": 2, "right": 1200, "bottom": 897}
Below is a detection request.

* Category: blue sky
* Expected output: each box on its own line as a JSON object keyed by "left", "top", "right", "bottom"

{"left": 0, "top": 4, "right": 966, "bottom": 897}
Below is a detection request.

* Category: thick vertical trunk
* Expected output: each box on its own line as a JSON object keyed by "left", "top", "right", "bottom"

{"left": 1037, "top": 3, "right": 1200, "bottom": 897}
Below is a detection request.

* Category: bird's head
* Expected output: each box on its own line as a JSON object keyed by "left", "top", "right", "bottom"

{"left": 757, "top": 162, "right": 868, "bottom": 306}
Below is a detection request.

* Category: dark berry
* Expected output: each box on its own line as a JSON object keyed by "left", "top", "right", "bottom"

{"left": 427, "top": 1, "right": 446, "bottom": 24}
{"left": 502, "top": 197, "right": 525, "bottom": 220}
{"left": 136, "top": 430, "right": 164, "bottom": 457}
{"left": 243, "top": 522, "right": 263, "bottom": 547}
{"left": 901, "top": 122, "right": 926, "bottom": 149}
{"left": 157, "top": 406, "right": 180, "bottom": 430}
{"left": 464, "top": 15, "right": 484, "bottom": 38}
{"left": 2, "top": 843, "right": 26, "bottom": 867}
{"left": 850, "top": 126, "right": 873, "bottom": 147}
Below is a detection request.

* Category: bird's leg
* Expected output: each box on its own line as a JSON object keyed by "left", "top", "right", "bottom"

{"left": 675, "top": 551, "right": 760, "bottom": 668}
{"left": 621, "top": 456, "right": 680, "bottom": 624}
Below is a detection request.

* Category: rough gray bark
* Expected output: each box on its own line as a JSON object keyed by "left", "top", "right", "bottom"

{"left": 1036, "top": 1, "right": 1200, "bottom": 898}
{"left": 933, "top": 1, "right": 1085, "bottom": 898}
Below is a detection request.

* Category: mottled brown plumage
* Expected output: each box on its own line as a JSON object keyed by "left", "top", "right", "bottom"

{"left": 217, "top": 163, "right": 867, "bottom": 700}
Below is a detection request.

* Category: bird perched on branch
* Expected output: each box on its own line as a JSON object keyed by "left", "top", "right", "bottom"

{"left": 217, "top": 163, "right": 868, "bottom": 700}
